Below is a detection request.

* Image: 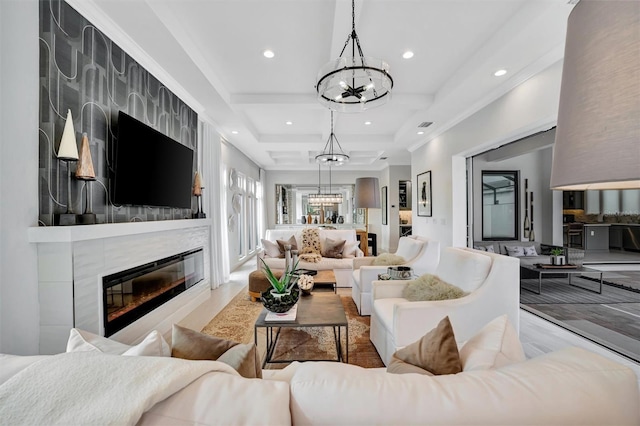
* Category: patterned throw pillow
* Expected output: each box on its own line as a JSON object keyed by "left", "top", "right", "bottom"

{"left": 523, "top": 246, "right": 538, "bottom": 256}
{"left": 484, "top": 245, "right": 496, "bottom": 253}
{"left": 505, "top": 246, "right": 525, "bottom": 257}
{"left": 299, "top": 228, "right": 322, "bottom": 263}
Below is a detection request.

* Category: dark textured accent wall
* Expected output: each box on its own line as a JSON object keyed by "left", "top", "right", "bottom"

{"left": 38, "top": 0, "right": 198, "bottom": 226}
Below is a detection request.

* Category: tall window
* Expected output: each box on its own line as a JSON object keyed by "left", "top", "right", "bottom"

{"left": 235, "top": 173, "right": 260, "bottom": 261}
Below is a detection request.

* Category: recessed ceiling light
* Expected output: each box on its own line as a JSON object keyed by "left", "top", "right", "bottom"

{"left": 231, "top": 130, "right": 239, "bottom": 135}
{"left": 402, "top": 51, "right": 414, "bottom": 59}
{"left": 417, "top": 131, "right": 424, "bottom": 135}
{"left": 364, "top": 121, "right": 372, "bottom": 125}
{"left": 263, "top": 50, "right": 275, "bottom": 59}
{"left": 494, "top": 69, "right": 507, "bottom": 77}
{"left": 285, "top": 121, "right": 293, "bottom": 125}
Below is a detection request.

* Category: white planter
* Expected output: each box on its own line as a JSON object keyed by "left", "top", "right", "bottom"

{"left": 550, "top": 255, "right": 566, "bottom": 266}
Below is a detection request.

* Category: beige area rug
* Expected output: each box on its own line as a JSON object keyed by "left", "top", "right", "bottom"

{"left": 201, "top": 287, "right": 384, "bottom": 369}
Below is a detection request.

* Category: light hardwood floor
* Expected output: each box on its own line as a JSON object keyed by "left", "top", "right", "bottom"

{"left": 181, "top": 258, "right": 640, "bottom": 384}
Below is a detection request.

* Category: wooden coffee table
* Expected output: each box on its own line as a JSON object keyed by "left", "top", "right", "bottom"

{"left": 312, "top": 270, "right": 337, "bottom": 293}
{"left": 254, "top": 292, "right": 348, "bottom": 367}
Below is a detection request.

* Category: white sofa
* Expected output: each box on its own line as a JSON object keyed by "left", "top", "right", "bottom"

{"left": 370, "top": 247, "right": 520, "bottom": 365}
{"left": 351, "top": 236, "right": 440, "bottom": 315}
{"left": 258, "top": 228, "right": 363, "bottom": 288}
{"left": 2, "top": 347, "right": 639, "bottom": 425}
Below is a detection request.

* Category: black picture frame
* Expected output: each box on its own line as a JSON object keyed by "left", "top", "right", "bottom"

{"left": 417, "top": 171, "right": 432, "bottom": 217}
{"left": 381, "top": 186, "right": 388, "bottom": 225}
{"left": 481, "top": 170, "right": 519, "bottom": 240}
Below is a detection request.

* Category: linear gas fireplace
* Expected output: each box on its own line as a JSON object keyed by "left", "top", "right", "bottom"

{"left": 102, "top": 248, "right": 204, "bottom": 337}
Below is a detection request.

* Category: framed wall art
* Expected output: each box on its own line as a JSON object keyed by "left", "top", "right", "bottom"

{"left": 417, "top": 171, "right": 432, "bottom": 217}
{"left": 381, "top": 186, "right": 388, "bottom": 225}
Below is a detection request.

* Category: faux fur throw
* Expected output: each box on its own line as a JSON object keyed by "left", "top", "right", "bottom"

{"left": 372, "top": 253, "right": 406, "bottom": 266}
{"left": 403, "top": 274, "right": 467, "bottom": 302}
{"left": 299, "top": 228, "right": 322, "bottom": 263}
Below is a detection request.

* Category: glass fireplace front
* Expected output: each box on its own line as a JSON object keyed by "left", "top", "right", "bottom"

{"left": 102, "top": 248, "right": 204, "bottom": 337}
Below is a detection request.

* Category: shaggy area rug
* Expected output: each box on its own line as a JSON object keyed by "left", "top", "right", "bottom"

{"left": 201, "top": 287, "right": 384, "bottom": 369}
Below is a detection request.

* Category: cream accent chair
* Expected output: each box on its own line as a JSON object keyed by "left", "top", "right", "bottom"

{"left": 351, "top": 236, "right": 440, "bottom": 315}
{"left": 370, "top": 247, "right": 520, "bottom": 365}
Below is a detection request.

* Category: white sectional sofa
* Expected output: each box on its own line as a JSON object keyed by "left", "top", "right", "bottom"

{"left": 370, "top": 247, "right": 520, "bottom": 365}
{"left": 257, "top": 228, "right": 363, "bottom": 288}
{"left": 351, "top": 236, "right": 440, "bottom": 315}
{"left": 2, "top": 347, "right": 638, "bottom": 425}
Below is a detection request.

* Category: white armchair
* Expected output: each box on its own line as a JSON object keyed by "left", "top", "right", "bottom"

{"left": 369, "top": 247, "right": 520, "bottom": 365}
{"left": 351, "top": 236, "right": 440, "bottom": 315}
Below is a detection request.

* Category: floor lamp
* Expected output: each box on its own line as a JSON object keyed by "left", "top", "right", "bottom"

{"left": 355, "top": 177, "right": 380, "bottom": 255}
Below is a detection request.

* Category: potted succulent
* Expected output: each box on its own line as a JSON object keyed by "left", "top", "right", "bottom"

{"left": 259, "top": 258, "right": 300, "bottom": 313}
{"left": 260, "top": 258, "right": 299, "bottom": 297}
{"left": 550, "top": 248, "right": 566, "bottom": 266}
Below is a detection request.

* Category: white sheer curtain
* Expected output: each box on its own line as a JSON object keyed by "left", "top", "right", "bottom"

{"left": 258, "top": 168, "right": 267, "bottom": 241}
{"left": 199, "top": 120, "right": 230, "bottom": 287}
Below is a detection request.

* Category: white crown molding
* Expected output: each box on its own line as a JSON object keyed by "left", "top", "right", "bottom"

{"left": 408, "top": 46, "right": 565, "bottom": 153}
{"left": 65, "top": 0, "right": 205, "bottom": 114}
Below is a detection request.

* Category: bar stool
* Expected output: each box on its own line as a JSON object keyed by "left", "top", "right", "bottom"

{"left": 567, "top": 224, "right": 584, "bottom": 248}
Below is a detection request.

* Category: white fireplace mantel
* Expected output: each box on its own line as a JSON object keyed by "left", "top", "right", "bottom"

{"left": 29, "top": 219, "right": 213, "bottom": 354}
{"left": 28, "top": 218, "right": 212, "bottom": 243}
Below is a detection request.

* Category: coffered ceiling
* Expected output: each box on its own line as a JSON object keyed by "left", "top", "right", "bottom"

{"left": 69, "top": 0, "right": 575, "bottom": 170}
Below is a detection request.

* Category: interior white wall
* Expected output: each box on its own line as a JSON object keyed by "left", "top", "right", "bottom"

{"left": 0, "top": 0, "right": 40, "bottom": 355}
{"left": 411, "top": 60, "right": 563, "bottom": 249}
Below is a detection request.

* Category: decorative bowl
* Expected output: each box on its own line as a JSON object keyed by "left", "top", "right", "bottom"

{"left": 387, "top": 266, "right": 413, "bottom": 280}
{"left": 261, "top": 286, "right": 300, "bottom": 313}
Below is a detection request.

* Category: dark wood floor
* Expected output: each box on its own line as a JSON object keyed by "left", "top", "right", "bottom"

{"left": 521, "top": 266, "right": 640, "bottom": 362}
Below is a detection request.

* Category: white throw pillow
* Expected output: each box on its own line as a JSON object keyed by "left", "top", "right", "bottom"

{"left": 473, "top": 245, "right": 486, "bottom": 251}
{"left": 505, "top": 246, "right": 525, "bottom": 257}
{"left": 66, "top": 328, "right": 171, "bottom": 357}
{"left": 342, "top": 241, "right": 360, "bottom": 257}
{"left": 484, "top": 245, "right": 495, "bottom": 253}
{"left": 261, "top": 239, "right": 282, "bottom": 258}
{"left": 459, "top": 315, "right": 525, "bottom": 371}
{"left": 523, "top": 245, "right": 538, "bottom": 256}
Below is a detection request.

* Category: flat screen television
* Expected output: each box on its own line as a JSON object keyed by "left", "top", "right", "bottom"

{"left": 113, "top": 111, "right": 194, "bottom": 209}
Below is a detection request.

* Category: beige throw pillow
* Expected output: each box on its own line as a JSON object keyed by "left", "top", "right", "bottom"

{"left": 402, "top": 274, "right": 467, "bottom": 302}
{"left": 387, "top": 316, "right": 462, "bottom": 375}
{"left": 372, "top": 253, "right": 406, "bottom": 266}
{"left": 171, "top": 324, "right": 262, "bottom": 379}
{"left": 321, "top": 238, "right": 346, "bottom": 258}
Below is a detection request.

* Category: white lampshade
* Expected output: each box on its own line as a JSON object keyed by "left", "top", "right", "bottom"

{"left": 355, "top": 177, "right": 380, "bottom": 209}
{"left": 551, "top": 1, "right": 640, "bottom": 190}
{"left": 57, "top": 109, "right": 79, "bottom": 161}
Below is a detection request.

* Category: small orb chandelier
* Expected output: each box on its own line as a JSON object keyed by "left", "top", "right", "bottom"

{"left": 316, "top": 0, "right": 393, "bottom": 112}
{"left": 315, "top": 111, "right": 349, "bottom": 166}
